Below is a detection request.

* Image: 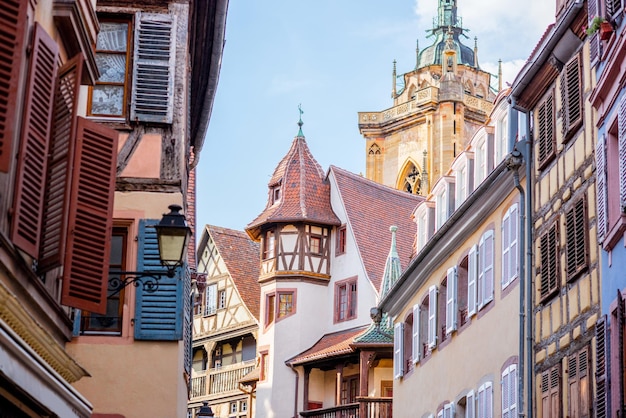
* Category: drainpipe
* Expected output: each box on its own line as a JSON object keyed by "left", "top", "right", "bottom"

{"left": 525, "top": 113, "right": 533, "bottom": 418}
{"left": 507, "top": 97, "right": 525, "bottom": 418}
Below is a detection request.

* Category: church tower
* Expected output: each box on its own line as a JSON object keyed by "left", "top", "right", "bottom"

{"left": 358, "top": 0, "right": 497, "bottom": 195}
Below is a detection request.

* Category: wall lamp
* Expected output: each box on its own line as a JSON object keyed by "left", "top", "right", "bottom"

{"left": 108, "top": 204, "right": 191, "bottom": 296}
{"left": 197, "top": 401, "right": 215, "bottom": 417}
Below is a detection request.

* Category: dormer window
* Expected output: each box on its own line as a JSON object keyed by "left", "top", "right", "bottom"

{"left": 263, "top": 230, "right": 275, "bottom": 260}
{"left": 272, "top": 186, "right": 281, "bottom": 204}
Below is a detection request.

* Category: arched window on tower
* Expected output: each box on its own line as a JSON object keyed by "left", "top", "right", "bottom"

{"left": 401, "top": 162, "right": 422, "bottom": 195}
{"left": 368, "top": 144, "right": 383, "bottom": 183}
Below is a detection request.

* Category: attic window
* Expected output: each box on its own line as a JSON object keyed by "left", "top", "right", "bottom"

{"left": 272, "top": 186, "right": 281, "bottom": 204}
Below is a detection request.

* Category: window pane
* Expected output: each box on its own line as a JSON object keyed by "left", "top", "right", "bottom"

{"left": 96, "top": 54, "right": 126, "bottom": 83}
{"left": 91, "top": 85, "right": 124, "bottom": 116}
{"left": 278, "top": 293, "right": 292, "bottom": 317}
{"left": 97, "top": 22, "right": 128, "bottom": 51}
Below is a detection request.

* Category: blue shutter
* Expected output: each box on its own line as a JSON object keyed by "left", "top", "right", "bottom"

{"left": 134, "top": 219, "right": 183, "bottom": 340}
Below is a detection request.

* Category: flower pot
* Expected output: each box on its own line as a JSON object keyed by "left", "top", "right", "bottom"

{"left": 600, "top": 21, "right": 613, "bottom": 40}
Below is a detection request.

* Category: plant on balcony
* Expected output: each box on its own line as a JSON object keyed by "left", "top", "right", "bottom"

{"left": 586, "top": 16, "right": 613, "bottom": 39}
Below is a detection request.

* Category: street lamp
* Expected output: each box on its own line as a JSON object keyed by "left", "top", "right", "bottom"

{"left": 108, "top": 204, "right": 192, "bottom": 295}
{"left": 197, "top": 401, "right": 214, "bottom": 417}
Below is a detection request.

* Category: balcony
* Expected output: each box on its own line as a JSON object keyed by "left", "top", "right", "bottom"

{"left": 299, "top": 397, "right": 392, "bottom": 418}
{"left": 190, "top": 360, "right": 256, "bottom": 399}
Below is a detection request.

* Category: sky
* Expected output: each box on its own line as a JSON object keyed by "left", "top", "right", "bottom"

{"left": 195, "top": 0, "right": 555, "bottom": 235}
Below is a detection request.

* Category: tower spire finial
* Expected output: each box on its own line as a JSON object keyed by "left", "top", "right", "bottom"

{"left": 297, "top": 104, "right": 304, "bottom": 137}
{"left": 474, "top": 36, "right": 478, "bottom": 68}
{"left": 391, "top": 60, "right": 397, "bottom": 99}
{"left": 498, "top": 59, "right": 503, "bottom": 91}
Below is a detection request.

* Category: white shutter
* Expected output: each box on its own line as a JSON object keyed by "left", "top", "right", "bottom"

{"left": 502, "top": 210, "right": 510, "bottom": 286}
{"left": 428, "top": 285, "right": 438, "bottom": 348}
{"left": 483, "top": 231, "right": 494, "bottom": 304}
{"left": 477, "top": 385, "right": 485, "bottom": 418}
{"left": 131, "top": 12, "right": 177, "bottom": 123}
{"left": 588, "top": 0, "right": 601, "bottom": 64}
{"left": 510, "top": 205, "right": 518, "bottom": 282}
{"left": 509, "top": 365, "right": 517, "bottom": 418}
{"left": 596, "top": 133, "right": 607, "bottom": 242}
{"left": 468, "top": 245, "right": 477, "bottom": 316}
{"left": 478, "top": 237, "right": 485, "bottom": 308}
{"left": 206, "top": 283, "right": 217, "bottom": 315}
{"left": 485, "top": 382, "right": 493, "bottom": 418}
{"left": 466, "top": 391, "right": 475, "bottom": 418}
{"left": 438, "top": 410, "right": 444, "bottom": 418}
{"left": 618, "top": 96, "right": 626, "bottom": 210}
{"left": 393, "top": 322, "right": 404, "bottom": 379}
{"left": 444, "top": 403, "right": 455, "bottom": 418}
{"left": 446, "top": 267, "right": 458, "bottom": 333}
{"left": 502, "top": 367, "right": 510, "bottom": 418}
{"left": 412, "top": 304, "right": 421, "bottom": 363}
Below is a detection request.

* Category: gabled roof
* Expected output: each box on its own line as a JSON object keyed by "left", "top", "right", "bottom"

{"left": 247, "top": 135, "right": 341, "bottom": 239}
{"left": 286, "top": 326, "right": 368, "bottom": 366}
{"left": 207, "top": 225, "right": 261, "bottom": 320}
{"left": 330, "top": 166, "right": 422, "bottom": 291}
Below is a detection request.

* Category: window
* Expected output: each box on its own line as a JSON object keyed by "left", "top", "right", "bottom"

{"left": 310, "top": 235, "right": 322, "bottom": 255}
{"left": 272, "top": 186, "right": 281, "bottom": 204}
{"left": 266, "top": 294, "right": 276, "bottom": 326}
{"left": 436, "top": 190, "right": 447, "bottom": 229}
{"left": 445, "top": 267, "right": 458, "bottom": 334}
{"left": 501, "top": 365, "right": 517, "bottom": 418}
{"left": 568, "top": 347, "right": 590, "bottom": 418}
{"left": 335, "top": 278, "right": 357, "bottom": 322}
{"left": 476, "top": 382, "right": 493, "bottom": 418}
{"left": 336, "top": 225, "right": 347, "bottom": 255}
{"left": 88, "top": 19, "right": 131, "bottom": 118}
{"left": 230, "top": 402, "right": 237, "bottom": 414}
{"left": 456, "top": 163, "right": 467, "bottom": 208}
{"left": 260, "top": 351, "right": 269, "bottom": 381}
{"left": 560, "top": 54, "right": 582, "bottom": 142}
{"left": 393, "top": 322, "right": 404, "bottom": 379}
{"left": 539, "top": 222, "right": 560, "bottom": 300}
{"left": 495, "top": 114, "right": 509, "bottom": 165}
{"left": 340, "top": 376, "right": 359, "bottom": 404}
{"left": 427, "top": 285, "right": 438, "bottom": 348}
{"left": 442, "top": 403, "right": 455, "bottom": 418}
{"left": 475, "top": 139, "right": 487, "bottom": 185}
{"left": 218, "top": 289, "right": 226, "bottom": 309}
{"left": 263, "top": 230, "right": 275, "bottom": 260}
{"left": 206, "top": 283, "right": 217, "bottom": 316}
{"left": 541, "top": 365, "right": 561, "bottom": 418}
{"left": 565, "top": 197, "right": 588, "bottom": 280}
{"left": 403, "top": 312, "right": 414, "bottom": 373}
{"left": 537, "top": 91, "right": 556, "bottom": 169}
{"left": 278, "top": 291, "right": 294, "bottom": 318}
{"left": 502, "top": 204, "right": 519, "bottom": 289}
{"left": 477, "top": 230, "right": 494, "bottom": 309}
{"left": 240, "top": 400, "right": 247, "bottom": 412}
{"left": 433, "top": 177, "right": 455, "bottom": 230}
{"left": 80, "top": 227, "right": 127, "bottom": 334}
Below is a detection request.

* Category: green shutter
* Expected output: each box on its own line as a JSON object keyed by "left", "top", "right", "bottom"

{"left": 134, "top": 219, "right": 183, "bottom": 340}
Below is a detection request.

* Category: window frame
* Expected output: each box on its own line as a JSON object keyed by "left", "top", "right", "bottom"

{"left": 334, "top": 277, "right": 358, "bottom": 323}
{"left": 87, "top": 17, "right": 132, "bottom": 119}
{"left": 277, "top": 290, "right": 295, "bottom": 320}
{"left": 336, "top": 225, "right": 347, "bottom": 255}
{"left": 309, "top": 234, "right": 322, "bottom": 255}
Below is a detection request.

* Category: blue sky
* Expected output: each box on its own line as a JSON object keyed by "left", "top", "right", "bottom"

{"left": 195, "top": 0, "right": 554, "bottom": 234}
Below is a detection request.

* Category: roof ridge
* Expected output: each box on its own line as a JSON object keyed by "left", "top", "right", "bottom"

{"left": 330, "top": 165, "right": 424, "bottom": 201}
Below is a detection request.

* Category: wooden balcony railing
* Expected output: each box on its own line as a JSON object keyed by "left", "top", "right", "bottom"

{"left": 190, "top": 360, "right": 256, "bottom": 399}
{"left": 299, "top": 397, "right": 392, "bottom": 418}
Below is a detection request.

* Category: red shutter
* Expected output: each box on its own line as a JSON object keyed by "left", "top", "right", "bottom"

{"left": 618, "top": 96, "right": 626, "bottom": 209}
{"left": 61, "top": 117, "right": 118, "bottom": 314}
{"left": 39, "top": 55, "right": 83, "bottom": 272}
{"left": 11, "top": 23, "right": 58, "bottom": 257}
{"left": 0, "top": 0, "right": 27, "bottom": 172}
{"left": 596, "top": 134, "right": 607, "bottom": 242}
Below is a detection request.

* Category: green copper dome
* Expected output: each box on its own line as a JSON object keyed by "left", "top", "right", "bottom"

{"left": 417, "top": 0, "right": 477, "bottom": 69}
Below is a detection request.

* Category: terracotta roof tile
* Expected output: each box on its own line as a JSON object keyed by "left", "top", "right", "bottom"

{"left": 330, "top": 166, "right": 422, "bottom": 291}
{"left": 247, "top": 136, "right": 340, "bottom": 238}
{"left": 286, "top": 326, "right": 368, "bottom": 366}
{"left": 207, "top": 225, "right": 261, "bottom": 320}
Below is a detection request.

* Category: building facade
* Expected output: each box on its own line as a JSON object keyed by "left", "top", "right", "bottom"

{"left": 0, "top": 0, "right": 227, "bottom": 414}
{"left": 589, "top": 0, "right": 626, "bottom": 416}
{"left": 511, "top": 1, "right": 602, "bottom": 416}
{"left": 190, "top": 225, "right": 260, "bottom": 418}
{"left": 358, "top": 0, "right": 496, "bottom": 196}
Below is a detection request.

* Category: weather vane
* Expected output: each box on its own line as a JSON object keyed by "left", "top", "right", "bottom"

{"left": 297, "top": 104, "right": 304, "bottom": 136}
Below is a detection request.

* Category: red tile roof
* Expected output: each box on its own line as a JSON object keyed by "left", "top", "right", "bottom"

{"left": 286, "top": 326, "right": 368, "bottom": 366}
{"left": 247, "top": 136, "right": 341, "bottom": 239}
{"left": 330, "top": 166, "right": 423, "bottom": 291}
{"left": 207, "top": 225, "right": 261, "bottom": 320}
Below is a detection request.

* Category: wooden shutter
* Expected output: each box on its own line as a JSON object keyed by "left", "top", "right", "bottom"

{"left": 468, "top": 245, "right": 477, "bottom": 316}
{"left": 540, "top": 223, "right": 560, "bottom": 300}
{"left": 412, "top": 304, "right": 420, "bottom": 363}
{"left": 588, "top": 0, "right": 601, "bottom": 64}
{"left": 595, "top": 316, "right": 608, "bottom": 418}
{"left": 596, "top": 133, "right": 607, "bottom": 242}
{"left": 502, "top": 209, "right": 511, "bottom": 285}
{"left": 502, "top": 365, "right": 517, "bottom": 418}
{"left": 606, "top": 0, "right": 624, "bottom": 18}
{"left": 618, "top": 96, "right": 626, "bottom": 210}
{"left": 39, "top": 54, "right": 83, "bottom": 272}
{"left": 446, "top": 267, "right": 457, "bottom": 334}
{"left": 428, "top": 285, "right": 438, "bottom": 348}
{"left": 61, "top": 117, "right": 117, "bottom": 313}
{"left": 183, "top": 266, "right": 192, "bottom": 374}
{"left": 466, "top": 390, "right": 475, "bottom": 418}
{"left": 560, "top": 54, "right": 582, "bottom": 141}
{"left": 131, "top": 12, "right": 176, "bottom": 123}
{"left": 393, "top": 322, "right": 404, "bottom": 379}
{"left": 510, "top": 205, "right": 518, "bottom": 281}
{"left": 537, "top": 92, "right": 555, "bottom": 169}
{"left": 135, "top": 219, "right": 184, "bottom": 340}
{"left": 568, "top": 347, "right": 590, "bottom": 418}
{"left": 11, "top": 23, "right": 58, "bottom": 257}
{"left": 565, "top": 197, "right": 588, "bottom": 280}
{"left": 0, "top": 0, "right": 27, "bottom": 172}
{"left": 541, "top": 365, "right": 561, "bottom": 418}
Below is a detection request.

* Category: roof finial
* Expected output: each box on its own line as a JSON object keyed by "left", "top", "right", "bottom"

{"left": 391, "top": 60, "right": 397, "bottom": 99}
{"left": 474, "top": 36, "right": 478, "bottom": 68}
{"left": 297, "top": 103, "right": 304, "bottom": 137}
{"left": 498, "top": 59, "right": 502, "bottom": 91}
{"left": 415, "top": 39, "right": 420, "bottom": 70}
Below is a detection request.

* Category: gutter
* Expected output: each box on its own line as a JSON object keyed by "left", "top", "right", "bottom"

{"left": 510, "top": 0, "right": 584, "bottom": 111}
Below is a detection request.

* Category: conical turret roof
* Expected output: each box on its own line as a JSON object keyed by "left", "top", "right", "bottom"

{"left": 246, "top": 131, "right": 340, "bottom": 239}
